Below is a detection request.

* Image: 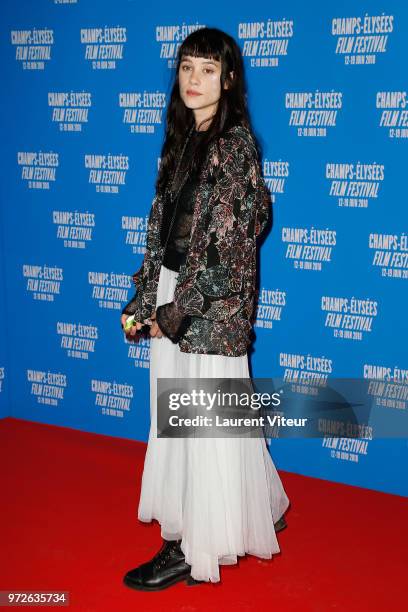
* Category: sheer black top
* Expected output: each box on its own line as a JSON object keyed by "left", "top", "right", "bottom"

{"left": 160, "top": 129, "right": 207, "bottom": 272}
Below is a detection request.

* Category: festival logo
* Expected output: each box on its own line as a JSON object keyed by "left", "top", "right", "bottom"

{"left": 11, "top": 28, "right": 54, "bottom": 70}
{"left": 84, "top": 153, "right": 129, "bottom": 193}
{"left": 238, "top": 19, "right": 293, "bottom": 68}
{"left": 57, "top": 321, "right": 98, "bottom": 360}
{"left": 282, "top": 226, "right": 336, "bottom": 271}
{"left": 322, "top": 432, "right": 371, "bottom": 463}
{"left": 363, "top": 363, "right": 408, "bottom": 411}
{"left": 88, "top": 271, "right": 130, "bottom": 311}
{"left": 331, "top": 14, "right": 394, "bottom": 65}
{"left": 27, "top": 369, "right": 67, "bottom": 407}
{"left": 285, "top": 91, "right": 342, "bottom": 137}
{"left": 121, "top": 214, "right": 148, "bottom": 255}
{"left": 155, "top": 23, "right": 205, "bottom": 68}
{"left": 376, "top": 91, "right": 408, "bottom": 139}
{"left": 123, "top": 334, "right": 151, "bottom": 369}
{"left": 321, "top": 295, "right": 378, "bottom": 340}
{"left": 80, "top": 26, "right": 127, "bottom": 70}
{"left": 369, "top": 232, "right": 408, "bottom": 279}
{"left": 255, "top": 288, "right": 287, "bottom": 330}
{"left": 52, "top": 210, "right": 95, "bottom": 250}
{"left": 23, "top": 264, "right": 63, "bottom": 302}
{"left": 326, "top": 161, "right": 384, "bottom": 208}
{"left": 17, "top": 151, "right": 59, "bottom": 190}
{"left": 48, "top": 91, "right": 92, "bottom": 132}
{"left": 263, "top": 159, "right": 289, "bottom": 203}
{"left": 91, "top": 378, "right": 134, "bottom": 418}
{"left": 279, "top": 352, "right": 333, "bottom": 387}
{"left": 119, "top": 91, "right": 166, "bottom": 134}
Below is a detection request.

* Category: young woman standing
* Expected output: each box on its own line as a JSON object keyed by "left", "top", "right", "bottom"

{"left": 120, "top": 27, "right": 290, "bottom": 590}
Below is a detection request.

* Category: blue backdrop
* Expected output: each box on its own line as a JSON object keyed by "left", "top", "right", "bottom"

{"left": 1, "top": 0, "right": 407, "bottom": 496}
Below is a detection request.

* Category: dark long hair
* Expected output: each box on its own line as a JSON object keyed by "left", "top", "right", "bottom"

{"left": 155, "top": 27, "right": 263, "bottom": 195}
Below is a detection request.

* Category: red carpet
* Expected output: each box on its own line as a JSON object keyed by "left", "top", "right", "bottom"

{"left": 0, "top": 417, "right": 406, "bottom": 611}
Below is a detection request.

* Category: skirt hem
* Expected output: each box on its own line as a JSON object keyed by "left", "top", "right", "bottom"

{"left": 136, "top": 513, "right": 282, "bottom": 583}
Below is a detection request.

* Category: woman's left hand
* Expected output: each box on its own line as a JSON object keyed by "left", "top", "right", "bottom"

{"left": 149, "top": 309, "right": 165, "bottom": 338}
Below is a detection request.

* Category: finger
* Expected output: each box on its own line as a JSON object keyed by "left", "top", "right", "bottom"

{"left": 129, "top": 322, "right": 143, "bottom": 336}
{"left": 155, "top": 323, "right": 163, "bottom": 338}
{"left": 150, "top": 323, "right": 160, "bottom": 337}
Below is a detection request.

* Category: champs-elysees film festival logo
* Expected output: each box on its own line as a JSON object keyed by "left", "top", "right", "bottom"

{"left": 156, "top": 377, "right": 407, "bottom": 440}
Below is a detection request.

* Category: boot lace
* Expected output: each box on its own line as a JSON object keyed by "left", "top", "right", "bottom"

{"left": 152, "top": 540, "right": 181, "bottom": 570}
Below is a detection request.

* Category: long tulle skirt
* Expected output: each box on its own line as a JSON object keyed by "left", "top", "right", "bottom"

{"left": 137, "top": 264, "right": 290, "bottom": 582}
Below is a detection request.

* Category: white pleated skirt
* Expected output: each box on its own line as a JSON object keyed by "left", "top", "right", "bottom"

{"left": 137, "top": 264, "right": 290, "bottom": 582}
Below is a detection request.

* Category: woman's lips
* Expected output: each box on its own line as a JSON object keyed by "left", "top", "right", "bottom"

{"left": 186, "top": 90, "right": 202, "bottom": 96}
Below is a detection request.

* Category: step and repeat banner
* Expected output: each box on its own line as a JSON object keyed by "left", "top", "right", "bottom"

{"left": 1, "top": 0, "right": 407, "bottom": 496}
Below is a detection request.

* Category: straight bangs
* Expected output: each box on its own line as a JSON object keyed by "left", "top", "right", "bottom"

{"left": 177, "top": 30, "right": 223, "bottom": 66}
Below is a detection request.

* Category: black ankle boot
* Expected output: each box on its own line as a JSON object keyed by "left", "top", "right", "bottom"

{"left": 274, "top": 515, "right": 287, "bottom": 532}
{"left": 123, "top": 538, "right": 195, "bottom": 591}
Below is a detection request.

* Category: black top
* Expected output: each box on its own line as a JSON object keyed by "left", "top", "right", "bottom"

{"left": 160, "top": 129, "right": 207, "bottom": 272}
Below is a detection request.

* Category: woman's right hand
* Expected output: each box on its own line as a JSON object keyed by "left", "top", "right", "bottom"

{"left": 121, "top": 314, "right": 144, "bottom": 338}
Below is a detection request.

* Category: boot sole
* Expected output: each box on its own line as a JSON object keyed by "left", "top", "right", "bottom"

{"left": 123, "top": 570, "right": 195, "bottom": 591}
{"left": 186, "top": 575, "right": 204, "bottom": 586}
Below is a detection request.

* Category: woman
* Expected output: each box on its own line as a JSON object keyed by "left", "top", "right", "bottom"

{"left": 120, "top": 27, "right": 290, "bottom": 589}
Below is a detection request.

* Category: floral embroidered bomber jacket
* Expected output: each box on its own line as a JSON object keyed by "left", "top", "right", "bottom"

{"left": 121, "top": 124, "right": 271, "bottom": 357}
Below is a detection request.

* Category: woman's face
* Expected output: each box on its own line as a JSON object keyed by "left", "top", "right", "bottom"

{"left": 178, "top": 54, "right": 228, "bottom": 126}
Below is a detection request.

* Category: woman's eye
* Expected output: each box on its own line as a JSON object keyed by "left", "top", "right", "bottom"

{"left": 181, "top": 65, "right": 214, "bottom": 74}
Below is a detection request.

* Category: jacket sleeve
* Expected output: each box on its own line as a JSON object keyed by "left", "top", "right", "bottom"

{"left": 156, "top": 130, "right": 271, "bottom": 342}
{"left": 256, "top": 179, "right": 272, "bottom": 238}
{"left": 121, "top": 260, "right": 145, "bottom": 319}
{"left": 121, "top": 196, "right": 158, "bottom": 320}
